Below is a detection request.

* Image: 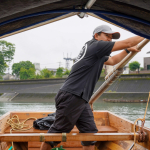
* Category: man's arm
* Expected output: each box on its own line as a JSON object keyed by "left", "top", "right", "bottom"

{"left": 111, "top": 36, "right": 144, "bottom": 52}
{"left": 105, "top": 46, "right": 139, "bottom": 65}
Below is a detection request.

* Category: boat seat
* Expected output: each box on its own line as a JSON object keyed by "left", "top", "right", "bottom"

{"left": 5, "top": 125, "right": 117, "bottom": 133}
{"left": 4, "top": 118, "right": 117, "bottom": 133}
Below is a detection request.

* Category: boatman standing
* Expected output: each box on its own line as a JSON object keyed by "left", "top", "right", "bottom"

{"left": 40, "top": 25, "right": 144, "bottom": 150}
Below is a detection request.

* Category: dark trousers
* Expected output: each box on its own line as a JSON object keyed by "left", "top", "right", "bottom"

{"left": 47, "top": 90, "right": 98, "bottom": 147}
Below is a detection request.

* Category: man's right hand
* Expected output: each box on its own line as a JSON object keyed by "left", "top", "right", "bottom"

{"left": 127, "top": 45, "right": 140, "bottom": 52}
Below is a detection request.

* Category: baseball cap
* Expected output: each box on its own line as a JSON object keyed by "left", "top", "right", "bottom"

{"left": 93, "top": 25, "right": 120, "bottom": 39}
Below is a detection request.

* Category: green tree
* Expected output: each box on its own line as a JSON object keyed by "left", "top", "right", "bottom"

{"left": 0, "top": 51, "right": 6, "bottom": 74}
{"left": 63, "top": 69, "right": 71, "bottom": 75}
{"left": 28, "top": 68, "right": 36, "bottom": 79}
{"left": 35, "top": 74, "right": 43, "bottom": 79}
{"left": 56, "top": 67, "right": 64, "bottom": 77}
{"left": 0, "top": 75, "right": 3, "bottom": 80}
{"left": 129, "top": 61, "right": 140, "bottom": 71}
{"left": 19, "top": 67, "right": 35, "bottom": 80}
{"left": 40, "top": 69, "right": 53, "bottom": 78}
{"left": 19, "top": 68, "right": 28, "bottom": 80}
{"left": 12, "top": 61, "right": 35, "bottom": 77}
{"left": 0, "top": 40, "right": 15, "bottom": 74}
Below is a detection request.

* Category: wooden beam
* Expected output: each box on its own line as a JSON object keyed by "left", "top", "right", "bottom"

{"left": 108, "top": 111, "right": 134, "bottom": 133}
{"left": 0, "top": 133, "right": 140, "bottom": 142}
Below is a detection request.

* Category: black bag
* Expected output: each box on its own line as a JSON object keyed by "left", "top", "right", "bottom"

{"left": 33, "top": 112, "right": 56, "bottom": 130}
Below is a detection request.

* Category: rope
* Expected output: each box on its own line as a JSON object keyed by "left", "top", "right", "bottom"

{"left": 133, "top": 92, "right": 150, "bottom": 150}
{"left": 6, "top": 115, "right": 37, "bottom": 150}
{"left": 6, "top": 115, "right": 37, "bottom": 131}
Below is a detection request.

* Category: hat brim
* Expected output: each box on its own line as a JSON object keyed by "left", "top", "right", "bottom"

{"left": 103, "top": 31, "right": 120, "bottom": 39}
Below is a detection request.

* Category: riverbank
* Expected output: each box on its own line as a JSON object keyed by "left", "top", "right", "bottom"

{"left": 0, "top": 92, "right": 149, "bottom": 102}
{"left": 1, "top": 75, "right": 150, "bottom": 94}
{"left": 1, "top": 74, "right": 150, "bottom": 102}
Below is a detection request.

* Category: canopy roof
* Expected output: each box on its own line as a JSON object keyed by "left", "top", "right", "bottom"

{"left": 0, "top": 0, "right": 150, "bottom": 39}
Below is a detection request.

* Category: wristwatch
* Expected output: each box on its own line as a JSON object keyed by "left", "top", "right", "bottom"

{"left": 125, "top": 48, "right": 130, "bottom": 54}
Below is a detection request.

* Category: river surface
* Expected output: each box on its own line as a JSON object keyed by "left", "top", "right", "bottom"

{"left": 0, "top": 101, "right": 150, "bottom": 128}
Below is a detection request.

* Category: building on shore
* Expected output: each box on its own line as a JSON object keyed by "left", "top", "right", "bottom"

{"left": 2, "top": 73, "right": 16, "bottom": 80}
{"left": 123, "top": 64, "right": 130, "bottom": 74}
{"left": 47, "top": 68, "right": 57, "bottom": 75}
{"left": 144, "top": 57, "right": 150, "bottom": 70}
{"left": 34, "top": 63, "right": 41, "bottom": 75}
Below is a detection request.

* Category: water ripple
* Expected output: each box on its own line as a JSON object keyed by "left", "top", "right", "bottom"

{"left": 0, "top": 101, "right": 149, "bottom": 128}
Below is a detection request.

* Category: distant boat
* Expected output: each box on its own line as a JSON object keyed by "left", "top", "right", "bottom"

{"left": 103, "top": 99, "right": 148, "bottom": 103}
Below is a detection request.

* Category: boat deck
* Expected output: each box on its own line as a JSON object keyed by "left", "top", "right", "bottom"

{"left": 1, "top": 111, "right": 150, "bottom": 150}
{"left": 4, "top": 112, "right": 118, "bottom": 149}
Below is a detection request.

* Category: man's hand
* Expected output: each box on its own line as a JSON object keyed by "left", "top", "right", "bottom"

{"left": 127, "top": 45, "right": 140, "bottom": 52}
{"left": 105, "top": 45, "right": 140, "bottom": 66}
{"left": 90, "top": 103, "right": 93, "bottom": 111}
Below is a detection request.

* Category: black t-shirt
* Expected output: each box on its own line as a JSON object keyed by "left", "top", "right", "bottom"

{"left": 60, "top": 38, "right": 115, "bottom": 102}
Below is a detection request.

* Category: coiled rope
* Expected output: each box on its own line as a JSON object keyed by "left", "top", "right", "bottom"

{"left": 133, "top": 92, "right": 150, "bottom": 150}
{"left": 6, "top": 115, "right": 37, "bottom": 150}
{"left": 7, "top": 115, "right": 37, "bottom": 131}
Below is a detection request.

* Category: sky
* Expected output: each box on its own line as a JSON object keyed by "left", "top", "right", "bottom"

{"left": 2, "top": 14, "right": 150, "bottom": 73}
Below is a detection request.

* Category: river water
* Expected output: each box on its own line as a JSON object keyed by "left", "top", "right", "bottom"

{"left": 0, "top": 100, "right": 150, "bottom": 128}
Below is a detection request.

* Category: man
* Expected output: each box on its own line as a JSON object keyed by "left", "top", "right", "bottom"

{"left": 40, "top": 25, "right": 144, "bottom": 150}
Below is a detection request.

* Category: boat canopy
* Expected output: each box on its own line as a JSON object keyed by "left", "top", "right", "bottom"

{"left": 0, "top": 0, "right": 150, "bottom": 39}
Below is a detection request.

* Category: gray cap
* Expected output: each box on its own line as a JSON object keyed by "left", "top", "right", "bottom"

{"left": 93, "top": 25, "right": 120, "bottom": 39}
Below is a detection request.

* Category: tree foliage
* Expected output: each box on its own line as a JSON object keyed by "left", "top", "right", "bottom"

{"left": 0, "top": 40, "right": 15, "bottom": 74}
{"left": 12, "top": 61, "right": 35, "bottom": 76}
{"left": 0, "top": 51, "right": 7, "bottom": 74}
{"left": 0, "top": 75, "right": 3, "bottom": 80}
{"left": 56, "top": 67, "right": 64, "bottom": 77}
{"left": 19, "top": 67, "right": 35, "bottom": 80}
{"left": 63, "top": 69, "right": 71, "bottom": 76}
{"left": 40, "top": 69, "right": 54, "bottom": 78}
{"left": 35, "top": 74, "right": 43, "bottom": 79}
{"left": 129, "top": 61, "right": 140, "bottom": 71}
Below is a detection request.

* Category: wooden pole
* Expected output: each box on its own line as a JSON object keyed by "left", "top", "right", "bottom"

{"left": 89, "top": 39, "right": 150, "bottom": 107}
{"left": 0, "top": 133, "right": 140, "bottom": 142}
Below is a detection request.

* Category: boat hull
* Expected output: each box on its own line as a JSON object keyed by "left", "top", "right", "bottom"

{"left": 0, "top": 111, "right": 149, "bottom": 150}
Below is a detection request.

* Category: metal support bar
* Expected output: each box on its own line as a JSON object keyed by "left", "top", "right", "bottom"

{"left": 78, "top": 0, "right": 96, "bottom": 18}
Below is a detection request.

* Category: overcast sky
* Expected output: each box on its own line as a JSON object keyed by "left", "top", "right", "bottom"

{"left": 2, "top": 15, "right": 150, "bottom": 73}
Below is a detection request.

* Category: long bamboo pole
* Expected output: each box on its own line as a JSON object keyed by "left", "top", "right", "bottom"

{"left": 89, "top": 39, "right": 150, "bottom": 109}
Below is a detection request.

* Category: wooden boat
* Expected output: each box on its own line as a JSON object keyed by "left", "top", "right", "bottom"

{"left": 0, "top": 1, "right": 150, "bottom": 150}
{"left": 0, "top": 111, "right": 150, "bottom": 150}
